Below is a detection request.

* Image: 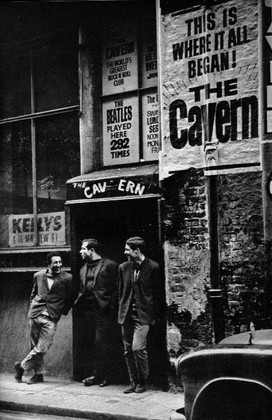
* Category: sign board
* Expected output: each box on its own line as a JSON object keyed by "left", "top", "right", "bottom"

{"left": 160, "top": 0, "right": 260, "bottom": 179}
{"left": 141, "top": 33, "right": 158, "bottom": 88}
{"left": 103, "top": 96, "right": 139, "bottom": 166}
{"left": 102, "top": 29, "right": 138, "bottom": 96}
{"left": 9, "top": 212, "right": 66, "bottom": 247}
{"left": 142, "top": 91, "right": 159, "bottom": 161}
{"left": 67, "top": 173, "right": 159, "bottom": 202}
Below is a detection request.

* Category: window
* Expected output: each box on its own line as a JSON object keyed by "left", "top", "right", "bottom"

{"left": 101, "top": 3, "right": 158, "bottom": 166}
{"left": 0, "top": 4, "right": 80, "bottom": 248}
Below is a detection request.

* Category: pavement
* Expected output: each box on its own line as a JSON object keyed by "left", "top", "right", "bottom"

{"left": 0, "top": 374, "right": 185, "bottom": 420}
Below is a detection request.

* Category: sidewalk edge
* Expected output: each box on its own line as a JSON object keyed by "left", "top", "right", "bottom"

{"left": 0, "top": 400, "right": 158, "bottom": 420}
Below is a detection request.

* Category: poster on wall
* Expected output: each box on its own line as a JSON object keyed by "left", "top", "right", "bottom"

{"left": 160, "top": 0, "right": 260, "bottom": 179}
{"left": 141, "top": 33, "right": 158, "bottom": 88}
{"left": 142, "top": 91, "right": 159, "bottom": 161}
{"left": 102, "top": 95, "right": 139, "bottom": 166}
{"left": 102, "top": 25, "right": 138, "bottom": 96}
{"left": 8, "top": 212, "right": 66, "bottom": 247}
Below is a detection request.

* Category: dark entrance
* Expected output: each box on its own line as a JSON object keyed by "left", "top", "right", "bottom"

{"left": 69, "top": 197, "right": 168, "bottom": 388}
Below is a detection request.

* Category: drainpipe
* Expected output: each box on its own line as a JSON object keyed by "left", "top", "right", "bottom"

{"left": 260, "top": 0, "right": 272, "bottom": 327}
{"left": 207, "top": 175, "right": 225, "bottom": 343}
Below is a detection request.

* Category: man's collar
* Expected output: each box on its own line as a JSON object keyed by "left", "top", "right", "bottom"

{"left": 133, "top": 257, "right": 145, "bottom": 271}
{"left": 46, "top": 269, "right": 60, "bottom": 279}
{"left": 87, "top": 258, "right": 101, "bottom": 265}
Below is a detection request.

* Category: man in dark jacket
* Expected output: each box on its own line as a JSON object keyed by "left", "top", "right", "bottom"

{"left": 14, "top": 252, "right": 73, "bottom": 384}
{"left": 74, "top": 238, "right": 118, "bottom": 387}
{"left": 118, "top": 236, "right": 160, "bottom": 394}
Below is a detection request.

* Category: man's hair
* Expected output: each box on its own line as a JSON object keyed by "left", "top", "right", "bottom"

{"left": 126, "top": 237, "right": 146, "bottom": 254}
{"left": 46, "top": 251, "right": 62, "bottom": 265}
{"left": 82, "top": 238, "right": 102, "bottom": 254}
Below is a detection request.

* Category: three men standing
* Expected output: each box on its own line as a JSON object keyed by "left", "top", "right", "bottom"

{"left": 118, "top": 237, "right": 160, "bottom": 393}
{"left": 15, "top": 237, "right": 161, "bottom": 393}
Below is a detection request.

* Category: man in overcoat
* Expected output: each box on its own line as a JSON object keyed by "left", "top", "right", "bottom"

{"left": 14, "top": 251, "right": 73, "bottom": 384}
{"left": 118, "top": 236, "right": 160, "bottom": 393}
{"left": 74, "top": 238, "right": 118, "bottom": 387}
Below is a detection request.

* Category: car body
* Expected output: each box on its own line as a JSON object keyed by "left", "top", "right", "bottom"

{"left": 177, "top": 329, "right": 272, "bottom": 420}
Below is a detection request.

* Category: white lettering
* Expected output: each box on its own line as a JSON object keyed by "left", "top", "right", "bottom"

{"left": 118, "top": 179, "right": 126, "bottom": 192}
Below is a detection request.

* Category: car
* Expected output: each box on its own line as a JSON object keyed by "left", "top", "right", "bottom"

{"left": 176, "top": 327, "right": 272, "bottom": 420}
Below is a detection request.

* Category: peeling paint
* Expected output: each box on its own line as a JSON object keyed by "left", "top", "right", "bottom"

{"left": 167, "top": 323, "right": 182, "bottom": 355}
{"left": 164, "top": 241, "right": 210, "bottom": 319}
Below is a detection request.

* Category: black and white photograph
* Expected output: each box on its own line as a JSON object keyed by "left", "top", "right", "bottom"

{"left": 0, "top": 1, "right": 271, "bottom": 419}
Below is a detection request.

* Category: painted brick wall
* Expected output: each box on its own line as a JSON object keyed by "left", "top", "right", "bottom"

{"left": 218, "top": 172, "right": 264, "bottom": 335}
{"left": 162, "top": 169, "right": 212, "bottom": 389}
{"left": 163, "top": 170, "right": 265, "bottom": 389}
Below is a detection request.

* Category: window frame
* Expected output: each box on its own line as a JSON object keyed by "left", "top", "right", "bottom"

{"left": 0, "top": 43, "right": 79, "bottom": 249}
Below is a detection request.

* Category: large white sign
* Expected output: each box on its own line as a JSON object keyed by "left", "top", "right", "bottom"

{"left": 103, "top": 96, "right": 139, "bottom": 166}
{"left": 9, "top": 212, "right": 66, "bottom": 247}
{"left": 160, "top": 0, "right": 260, "bottom": 179}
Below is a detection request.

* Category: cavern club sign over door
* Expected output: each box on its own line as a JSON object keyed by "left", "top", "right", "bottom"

{"left": 160, "top": 0, "right": 260, "bottom": 179}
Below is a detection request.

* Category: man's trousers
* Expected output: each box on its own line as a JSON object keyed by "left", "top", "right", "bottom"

{"left": 21, "top": 314, "right": 57, "bottom": 374}
{"left": 121, "top": 309, "right": 150, "bottom": 385}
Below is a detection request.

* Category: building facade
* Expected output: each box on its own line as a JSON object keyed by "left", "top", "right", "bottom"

{"left": 0, "top": 0, "right": 271, "bottom": 390}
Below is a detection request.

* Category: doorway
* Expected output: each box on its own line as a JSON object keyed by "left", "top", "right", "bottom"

{"left": 73, "top": 198, "right": 160, "bottom": 264}
{"left": 70, "top": 198, "right": 168, "bottom": 388}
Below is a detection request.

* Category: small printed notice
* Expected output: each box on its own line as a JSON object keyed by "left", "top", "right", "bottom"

{"left": 102, "top": 31, "right": 138, "bottom": 96}
{"left": 142, "top": 92, "right": 159, "bottom": 161}
{"left": 141, "top": 33, "right": 158, "bottom": 88}
{"left": 103, "top": 96, "right": 139, "bottom": 166}
{"left": 9, "top": 212, "right": 66, "bottom": 247}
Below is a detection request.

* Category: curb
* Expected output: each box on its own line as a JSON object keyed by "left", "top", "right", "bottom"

{"left": 0, "top": 400, "right": 162, "bottom": 420}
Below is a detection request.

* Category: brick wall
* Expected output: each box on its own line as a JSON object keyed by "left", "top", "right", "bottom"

{"left": 163, "top": 169, "right": 265, "bottom": 389}
{"left": 162, "top": 169, "right": 212, "bottom": 389}
{"left": 218, "top": 172, "right": 264, "bottom": 334}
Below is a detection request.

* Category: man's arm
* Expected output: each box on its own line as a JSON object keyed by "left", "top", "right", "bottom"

{"left": 30, "top": 274, "right": 38, "bottom": 302}
{"left": 62, "top": 274, "right": 74, "bottom": 316}
{"left": 152, "top": 263, "right": 165, "bottom": 323}
{"left": 118, "top": 265, "right": 124, "bottom": 303}
{"left": 109, "top": 262, "right": 119, "bottom": 312}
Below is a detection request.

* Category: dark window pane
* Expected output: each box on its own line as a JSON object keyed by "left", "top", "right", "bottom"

{"left": 0, "top": 122, "right": 32, "bottom": 247}
{"left": 36, "top": 114, "right": 79, "bottom": 246}
{"left": 34, "top": 36, "right": 78, "bottom": 112}
{"left": 0, "top": 53, "right": 31, "bottom": 119}
{"left": 36, "top": 113, "right": 79, "bottom": 213}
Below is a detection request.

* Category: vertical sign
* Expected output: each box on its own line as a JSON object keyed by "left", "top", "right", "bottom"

{"left": 264, "top": 0, "right": 272, "bottom": 134}
{"left": 141, "top": 33, "right": 158, "bottom": 88}
{"left": 160, "top": 0, "right": 259, "bottom": 179}
{"left": 102, "top": 29, "right": 138, "bottom": 96}
{"left": 142, "top": 91, "right": 159, "bottom": 160}
{"left": 103, "top": 96, "right": 139, "bottom": 166}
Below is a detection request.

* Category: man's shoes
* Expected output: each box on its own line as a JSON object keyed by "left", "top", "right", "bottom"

{"left": 14, "top": 361, "right": 24, "bottom": 383}
{"left": 82, "top": 376, "right": 97, "bottom": 386}
{"left": 135, "top": 383, "right": 147, "bottom": 393}
{"left": 123, "top": 381, "right": 137, "bottom": 394}
{"left": 99, "top": 379, "right": 109, "bottom": 387}
{"left": 27, "top": 374, "right": 44, "bottom": 385}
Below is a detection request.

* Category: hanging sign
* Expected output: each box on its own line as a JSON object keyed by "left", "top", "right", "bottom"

{"left": 142, "top": 91, "right": 159, "bottom": 161}
{"left": 103, "top": 95, "right": 139, "bottom": 166}
{"left": 160, "top": 0, "right": 260, "bottom": 179}
{"left": 66, "top": 172, "right": 159, "bottom": 202}
{"left": 8, "top": 212, "right": 66, "bottom": 247}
